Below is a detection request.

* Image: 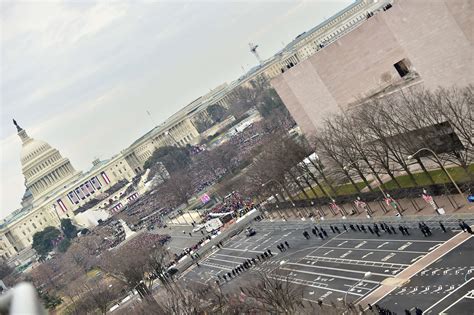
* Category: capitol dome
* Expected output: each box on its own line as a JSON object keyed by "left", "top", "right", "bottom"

{"left": 13, "top": 120, "right": 78, "bottom": 201}
{"left": 20, "top": 138, "right": 52, "bottom": 166}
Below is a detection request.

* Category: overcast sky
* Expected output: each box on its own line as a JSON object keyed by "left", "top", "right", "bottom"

{"left": 0, "top": 0, "right": 352, "bottom": 219}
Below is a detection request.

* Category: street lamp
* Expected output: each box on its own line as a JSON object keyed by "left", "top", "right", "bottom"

{"left": 408, "top": 148, "right": 464, "bottom": 200}
{"left": 343, "top": 271, "right": 371, "bottom": 305}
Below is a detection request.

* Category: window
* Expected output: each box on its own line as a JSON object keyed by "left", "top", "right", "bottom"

{"left": 394, "top": 59, "right": 410, "bottom": 78}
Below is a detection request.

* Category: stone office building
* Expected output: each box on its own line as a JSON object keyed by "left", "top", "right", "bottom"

{"left": 271, "top": 0, "right": 473, "bottom": 136}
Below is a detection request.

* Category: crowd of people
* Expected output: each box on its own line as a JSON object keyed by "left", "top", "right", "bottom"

{"left": 214, "top": 248, "right": 276, "bottom": 285}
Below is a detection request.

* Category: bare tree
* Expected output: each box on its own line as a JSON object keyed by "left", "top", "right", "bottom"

{"left": 240, "top": 272, "right": 305, "bottom": 314}
{"left": 158, "top": 171, "right": 194, "bottom": 207}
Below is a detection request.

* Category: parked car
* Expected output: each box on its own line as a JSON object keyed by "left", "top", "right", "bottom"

{"left": 245, "top": 227, "right": 256, "bottom": 237}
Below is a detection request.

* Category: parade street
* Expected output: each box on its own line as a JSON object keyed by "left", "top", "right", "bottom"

{"left": 181, "top": 215, "right": 474, "bottom": 313}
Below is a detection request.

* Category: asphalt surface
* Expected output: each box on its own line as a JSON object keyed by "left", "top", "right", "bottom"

{"left": 181, "top": 215, "right": 474, "bottom": 312}
{"left": 378, "top": 237, "right": 473, "bottom": 314}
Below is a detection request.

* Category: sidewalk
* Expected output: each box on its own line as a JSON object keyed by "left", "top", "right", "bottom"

{"left": 356, "top": 231, "right": 473, "bottom": 308}
{"left": 266, "top": 194, "right": 473, "bottom": 221}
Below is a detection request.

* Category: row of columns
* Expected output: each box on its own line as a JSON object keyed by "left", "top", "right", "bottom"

{"left": 30, "top": 163, "right": 72, "bottom": 196}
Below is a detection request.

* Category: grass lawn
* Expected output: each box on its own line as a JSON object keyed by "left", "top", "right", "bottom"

{"left": 295, "top": 181, "right": 368, "bottom": 199}
{"left": 383, "top": 164, "right": 474, "bottom": 190}
{"left": 294, "top": 164, "right": 473, "bottom": 200}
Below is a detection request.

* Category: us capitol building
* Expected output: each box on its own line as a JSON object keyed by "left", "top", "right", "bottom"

{"left": 0, "top": 120, "right": 175, "bottom": 264}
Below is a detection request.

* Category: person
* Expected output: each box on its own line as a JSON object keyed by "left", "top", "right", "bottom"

{"left": 284, "top": 241, "right": 290, "bottom": 249}
{"left": 196, "top": 262, "right": 200, "bottom": 267}
{"left": 425, "top": 224, "right": 432, "bottom": 236}
{"left": 367, "top": 304, "right": 373, "bottom": 311}
{"left": 459, "top": 220, "right": 467, "bottom": 232}
{"left": 232, "top": 270, "right": 236, "bottom": 276}
{"left": 223, "top": 275, "right": 227, "bottom": 281}
{"left": 421, "top": 227, "right": 427, "bottom": 237}
{"left": 277, "top": 244, "right": 282, "bottom": 252}
{"left": 251, "top": 257, "right": 256, "bottom": 264}
{"left": 318, "top": 232, "right": 324, "bottom": 240}
{"left": 335, "top": 226, "right": 341, "bottom": 234}
{"left": 399, "top": 225, "right": 406, "bottom": 235}
{"left": 314, "top": 226, "right": 320, "bottom": 233}
{"left": 391, "top": 226, "right": 396, "bottom": 234}
{"left": 439, "top": 221, "right": 447, "bottom": 233}
{"left": 415, "top": 307, "right": 423, "bottom": 315}
{"left": 343, "top": 224, "right": 348, "bottom": 232}
{"left": 373, "top": 224, "right": 379, "bottom": 233}
{"left": 356, "top": 225, "right": 361, "bottom": 232}
{"left": 404, "top": 309, "right": 411, "bottom": 315}
{"left": 312, "top": 228, "right": 317, "bottom": 236}
{"left": 317, "top": 299, "right": 323, "bottom": 308}
{"left": 330, "top": 225, "right": 335, "bottom": 233}
{"left": 380, "top": 223, "right": 386, "bottom": 231}
{"left": 462, "top": 221, "right": 473, "bottom": 234}
{"left": 322, "top": 229, "right": 328, "bottom": 238}
{"left": 375, "top": 229, "right": 380, "bottom": 237}
{"left": 268, "top": 249, "right": 273, "bottom": 256}
{"left": 361, "top": 225, "right": 366, "bottom": 233}
{"left": 368, "top": 226, "right": 374, "bottom": 234}
{"left": 350, "top": 224, "right": 356, "bottom": 231}
{"left": 404, "top": 226, "right": 410, "bottom": 235}
{"left": 386, "top": 227, "right": 392, "bottom": 234}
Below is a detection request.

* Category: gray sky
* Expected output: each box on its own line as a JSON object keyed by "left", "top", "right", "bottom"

{"left": 0, "top": 0, "right": 351, "bottom": 218}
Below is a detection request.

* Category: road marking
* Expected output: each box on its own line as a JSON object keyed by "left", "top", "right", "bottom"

{"left": 306, "top": 255, "right": 409, "bottom": 269}
{"left": 420, "top": 286, "right": 430, "bottom": 294}
{"left": 440, "top": 289, "right": 474, "bottom": 314}
{"left": 278, "top": 268, "right": 379, "bottom": 296}
{"left": 340, "top": 250, "right": 352, "bottom": 258}
{"left": 357, "top": 233, "right": 473, "bottom": 309}
{"left": 411, "top": 255, "right": 424, "bottom": 263}
{"left": 424, "top": 279, "right": 473, "bottom": 313}
{"left": 362, "top": 252, "right": 373, "bottom": 259}
{"left": 215, "top": 253, "right": 252, "bottom": 260}
{"left": 397, "top": 242, "right": 412, "bottom": 251}
{"left": 381, "top": 253, "right": 395, "bottom": 262}
{"left": 444, "top": 285, "right": 456, "bottom": 293}
{"left": 408, "top": 287, "right": 418, "bottom": 294}
{"left": 433, "top": 285, "right": 443, "bottom": 293}
{"left": 355, "top": 241, "right": 367, "bottom": 249}
{"left": 377, "top": 242, "right": 389, "bottom": 248}
{"left": 330, "top": 238, "right": 442, "bottom": 243}
{"left": 220, "top": 247, "right": 263, "bottom": 253}
{"left": 428, "top": 244, "right": 443, "bottom": 251}
{"left": 317, "top": 246, "right": 426, "bottom": 254}
{"left": 337, "top": 241, "right": 348, "bottom": 247}
{"left": 286, "top": 262, "right": 388, "bottom": 279}
{"left": 323, "top": 250, "right": 334, "bottom": 256}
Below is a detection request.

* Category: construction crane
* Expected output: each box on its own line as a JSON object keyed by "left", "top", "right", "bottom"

{"left": 249, "top": 42, "right": 263, "bottom": 65}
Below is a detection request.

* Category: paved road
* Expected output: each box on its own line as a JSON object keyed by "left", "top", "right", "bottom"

{"left": 182, "top": 215, "right": 474, "bottom": 312}
{"left": 378, "top": 237, "right": 473, "bottom": 314}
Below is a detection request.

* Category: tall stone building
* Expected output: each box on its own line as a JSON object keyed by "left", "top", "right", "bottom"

{"left": 270, "top": 0, "right": 473, "bottom": 136}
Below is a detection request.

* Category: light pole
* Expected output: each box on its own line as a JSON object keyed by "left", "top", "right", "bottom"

{"left": 343, "top": 271, "right": 371, "bottom": 305}
{"left": 408, "top": 148, "right": 464, "bottom": 200}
